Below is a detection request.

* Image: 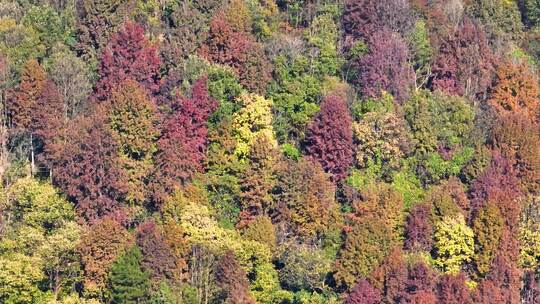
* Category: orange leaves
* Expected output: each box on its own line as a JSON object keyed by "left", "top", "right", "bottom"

{"left": 488, "top": 61, "right": 539, "bottom": 121}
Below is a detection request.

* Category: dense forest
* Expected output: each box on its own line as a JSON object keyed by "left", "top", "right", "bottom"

{"left": 0, "top": 0, "right": 539, "bottom": 303}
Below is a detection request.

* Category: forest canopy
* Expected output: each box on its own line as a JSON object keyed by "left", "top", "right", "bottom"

{"left": 0, "top": 0, "right": 539, "bottom": 303}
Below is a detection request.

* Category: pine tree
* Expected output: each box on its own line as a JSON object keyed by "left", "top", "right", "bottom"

{"left": 109, "top": 246, "right": 150, "bottom": 304}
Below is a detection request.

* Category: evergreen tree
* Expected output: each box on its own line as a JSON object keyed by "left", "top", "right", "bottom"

{"left": 109, "top": 246, "right": 150, "bottom": 304}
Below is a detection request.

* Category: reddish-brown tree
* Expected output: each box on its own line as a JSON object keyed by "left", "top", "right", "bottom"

{"left": 342, "top": 0, "right": 414, "bottom": 47}
{"left": 78, "top": 217, "right": 134, "bottom": 296}
{"left": 355, "top": 28, "right": 415, "bottom": 103}
{"left": 304, "top": 94, "right": 354, "bottom": 181}
{"left": 403, "top": 262, "right": 437, "bottom": 303}
{"left": 430, "top": 18, "right": 495, "bottom": 100}
{"left": 215, "top": 251, "right": 255, "bottom": 304}
{"left": 473, "top": 279, "right": 506, "bottom": 304}
{"left": 94, "top": 21, "right": 161, "bottom": 101}
{"left": 469, "top": 151, "right": 522, "bottom": 227}
{"left": 151, "top": 77, "right": 218, "bottom": 204}
{"left": 9, "top": 60, "right": 47, "bottom": 130}
{"left": 437, "top": 272, "right": 472, "bottom": 304}
{"left": 136, "top": 219, "right": 188, "bottom": 285}
{"left": 32, "top": 80, "right": 64, "bottom": 145}
{"left": 199, "top": 12, "right": 270, "bottom": 93}
{"left": 404, "top": 203, "right": 434, "bottom": 252}
{"left": 479, "top": 253, "right": 522, "bottom": 304}
{"left": 490, "top": 113, "right": 540, "bottom": 194}
{"left": 370, "top": 247, "right": 408, "bottom": 304}
{"left": 8, "top": 60, "right": 64, "bottom": 169}
{"left": 488, "top": 61, "right": 539, "bottom": 121}
{"left": 345, "top": 279, "right": 382, "bottom": 304}
{"left": 50, "top": 106, "right": 127, "bottom": 222}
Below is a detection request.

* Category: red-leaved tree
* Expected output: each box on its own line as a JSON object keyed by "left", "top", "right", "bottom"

{"left": 136, "top": 219, "right": 189, "bottom": 285}
{"left": 469, "top": 151, "right": 522, "bottom": 227}
{"left": 355, "top": 28, "right": 415, "bottom": 103}
{"left": 198, "top": 12, "right": 270, "bottom": 93}
{"left": 151, "top": 77, "right": 217, "bottom": 203}
{"left": 215, "top": 251, "right": 255, "bottom": 304}
{"left": 430, "top": 17, "right": 495, "bottom": 100}
{"left": 404, "top": 203, "right": 434, "bottom": 252}
{"left": 342, "top": 0, "right": 414, "bottom": 47}
{"left": 437, "top": 272, "right": 472, "bottom": 304}
{"left": 94, "top": 21, "right": 161, "bottom": 101}
{"left": 345, "top": 279, "right": 382, "bottom": 304}
{"left": 404, "top": 262, "right": 438, "bottom": 304}
{"left": 304, "top": 94, "right": 354, "bottom": 181}
{"left": 50, "top": 106, "right": 127, "bottom": 222}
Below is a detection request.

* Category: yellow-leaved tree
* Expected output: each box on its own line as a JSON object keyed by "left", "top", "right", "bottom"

{"left": 232, "top": 93, "right": 276, "bottom": 159}
{"left": 433, "top": 214, "right": 475, "bottom": 274}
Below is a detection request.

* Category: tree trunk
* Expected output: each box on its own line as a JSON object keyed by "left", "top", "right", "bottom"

{"left": 30, "top": 133, "right": 35, "bottom": 177}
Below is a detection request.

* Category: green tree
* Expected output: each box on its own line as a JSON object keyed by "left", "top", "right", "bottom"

{"left": 404, "top": 90, "right": 437, "bottom": 155}
{"left": 0, "top": 253, "right": 45, "bottom": 304}
{"left": 206, "top": 118, "right": 244, "bottom": 227}
{"left": 405, "top": 90, "right": 475, "bottom": 184}
{"left": 334, "top": 219, "right": 395, "bottom": 290}
{"left": 519, "top": 196, "right": 540, "bottom": 271}
{"left": 278, "top": 244, "right": 332, "bottom": 291}
{"left": 251, "top": 262, "right": 293, "bottom": 304}
{"left": 522, "top": 0, "right": 540, "bottom": 28}
{"left": 407, "top": 20, "right": 432, "bottom": 88}
{"left": 467, "top": 0, "right": 522, "bottom": 41}
{"left": 0, "top": 178, "right": 81, "bottom": 302}
{"left": 21, "top": 5, "right": 74, "bottom": 57}
{"left": 304, "top": 12, "right": 341, "bottom": 77}
{"left": 472, "top": 202, "right": 504, "bottom": 276}
{"left": 0, "top": 16, "right": 44, "bottom": 71}
{"left": 109, "top": 246, "right": 150, "bottom": 304}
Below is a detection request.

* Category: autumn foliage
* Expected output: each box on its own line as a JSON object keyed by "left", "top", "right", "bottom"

{"left": 488, "top": 61, "right": 539, "bottom": 121}
{"left": 151, "top": 77, "right": 217, "bottom": 203}
{"left": 304, "top": 94, "right": 354, "bottom": 181}
{"left": 94, "top": 21, "right": 161, "bottom": 101}
{"left": 1, "top": 2, "right": 539, "bottom": 303}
